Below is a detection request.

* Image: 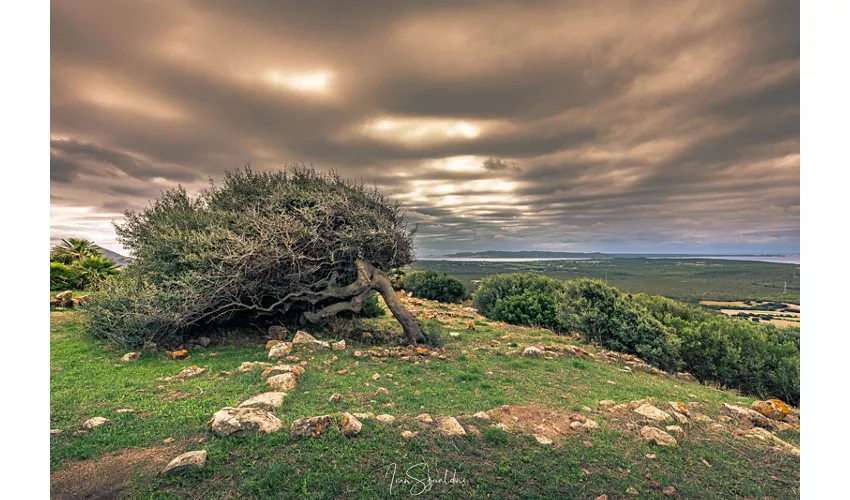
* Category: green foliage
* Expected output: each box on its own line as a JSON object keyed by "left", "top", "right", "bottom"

{"left": 402, "top": 270, "right": 467, "bottom": 303}
{"left": 419, "top": 318, "right": 446, "bottom": 346}
{"left": 557, "top": 279, "right": 682, "bottom": 372}
{"left": 51, "top": 238, "right": 100, "bottom": 265}
{"left": 50, "top": 262, "right": 82, "bottom": 290}
{"left": 473, "top": 273, "right": 563, "bottom": 329}
{"left": 358, "top": 290, "right": 386, "bottom": 318}
{"left": 75, "top": 255, "right": 120, "bottom": 288}
{"left": 390, "top": 269, "right": 406, "bottom": 291}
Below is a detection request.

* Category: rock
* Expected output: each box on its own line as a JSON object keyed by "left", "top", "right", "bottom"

{"left": 533, "top": 434, "right": 553, "bottom": 445}
{"left": 371, "top": 373, "right": 381, "bottom": 381}
{"left": 626, "top": 486, "right": 639, "bottom": 497}
{"left": 690, "top": 412, "right": 713, "bottom": 423}
{"left": 313, "top": 340, "right": 331, "bottom": 349}
{"left": 77, "top": 295, "right": 93, "bottom": 305}
{"left": 268, "top": 342, "right": 293, "bottom": 359}
{"left": 261, "top": 364, "right": 302, "bottom": 379}
{"left": 375, "top": 387, "right": 390, "bottom": 396}
{"left": 662, "top": 486, "right": 677, "bottom": 496}
{"left": 51, "top": 291, "right": 74, "bottom": 308}
{"left": 751, "top": 399, "right": 791, "bottom": 420}
{"left": 238, "top": 361, "right": 271, "bottom": 372}
{"left": 376, "top": 414, "right": 395, "bottom": 424}
{"left": 449, "top": 331, "right": 460, "bottom": 338}
{"left": 238, "top": 392, "right": 287, "bottom": 411}
{"left": 332, "top": 340, "right": 346, "bottom": 351}
{"left": 608, "top": 404, "right": 630, "bottom": 415}
{"left": 328, "top": 393, "right": 342, "bottom": 403}
{"left": 267, "top": 373, "right": 298, "bottom": 391}
{"left": 172, "top": 366, "right": 206, "bottom": 380}
{"left": 162, "top": 450, "right": 207, "bottom": 474}
{"left": 116, "top": 408, "right": 136, "bottom": 414}
{"left": 268, "top": 326, "right": 289, "bottom": 340}
{"left": 640, "top": 426, "right": 677, "bottom": 447}
{"left": 290, "top": 415, "right": 334, "bottom": 438}
{"left": 265, "top": 340, "right": 282, "bottom": 350}
{"left": 716, "top": 415, "right": 734, "bottom": 423}
{"left": 570, "top": 420, "right": 599, "bottom": 431}
{"left": 674, "top": 372, "right": 695, "bottom": 382}
{"left": 292, "top": 331, "right": 317, "bottom": 344}
{"left": 120, "top": 352, "right": 141, "bottom": 362}
{"left": 665, "top": 425, "right": 686, "bottom": 438}
{"left": 340, "top": 413, "right": 362, "bottom": 437}
{"left": 353, "top": 412, "right": 375, "bottom": 420}
{"left": 436, "top": 416, "right": 466, "bottom": 436}
{"left": 209, "top": 407, "right": 282, "bottom": 436}
{"left": 742, "top": 427, "right": 800, "bottom": 456}
{"left": 522, "top": 346, "right": 543, "bottom": 357}
{"left": 401, "top": 430, "right": 419, "bottom": 439}
{"left": 50, "top": 429, "right": 62, "bottom": 435}
{"left": 415, "top": 413, "right": 434, "bottom": 425}
{"left": 668, "top": 402, "right": 689, "bottom": 416}
{"left": 722, "top": 403, "right": 774, "bottom": 428}
{"left": 81, "top": 417, "right": 109, "bottom": 430}
{"left": 193, "top": 337, "right": 211, "bottom": 348}
{"left": 472, "top": 411, "right": 491, "bottom": 422}
{"left": 598, "top": 400, "right": 616, "bottom": 407}
{"left": 633, "top": 404, "right": 673, "bottom": 422}
{"left": 595, "top": 495, "right": 608, "bottom": 500}
{"left": 163, "top": 437, "right": 175, "bottom": 443}
{"left": 671, "top": 411, "right": 690, "bottom": 424}
{"left": 171, "top": 350, "right": 190, "bottom": 360}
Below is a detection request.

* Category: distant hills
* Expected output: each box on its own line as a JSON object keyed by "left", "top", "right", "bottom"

{"left": 93, "top": 245, "right": 132, "bottom": 267}
{"left": 442, "top": 250, "right": 605, "bottom": 258}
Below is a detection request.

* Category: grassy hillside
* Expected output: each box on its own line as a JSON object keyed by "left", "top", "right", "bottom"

{"left": 411, "top": 258, "right": 800, "bottom": 304}
{"left": 50, "top": 297, "right": 799, "bottom": 498}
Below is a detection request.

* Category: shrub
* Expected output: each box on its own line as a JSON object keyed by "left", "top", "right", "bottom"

{"left": 557, "top": 279, "right": 682, "bottom": 372}
{"left": 50, "top": 262, "right": 81, "bottom": 290}
{"left": 402, "top": 270, "right": 467, "bottom": 303}
{"left": 473, "top": 273, "right": 563, "bottom": 329}
{"left": 358, "top": 290, "right": 386, "bottom": 318}
{"left": 75, "top": 255, "right": 120, "bottom": 289}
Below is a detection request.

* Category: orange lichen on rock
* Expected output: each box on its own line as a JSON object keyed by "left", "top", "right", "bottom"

{"left": 750, "top": 399, "right": 791, "bottom": 420}
{"left": 171, "top": 350, "right": 190, "bottom": 360}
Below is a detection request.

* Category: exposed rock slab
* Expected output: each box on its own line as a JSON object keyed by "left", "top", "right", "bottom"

{"left": 208, "top": 407, "right": 282, "bottom": 436}
{"left": 161, "top": 450, "right": 207, "bottom": 474}
{"left": 238, "top": 392, "right": 286, "bottom": 411}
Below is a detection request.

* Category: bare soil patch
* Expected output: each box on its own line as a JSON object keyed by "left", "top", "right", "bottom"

{"left": 51, "top": 446, "right": 177, "bottom": 499}
{"left": 485, "top": 404, "right": 590, "bottom": 442}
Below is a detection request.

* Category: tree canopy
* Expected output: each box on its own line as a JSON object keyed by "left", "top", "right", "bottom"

{"left": 84, "top": 167, "right": 426, "bottom": 346}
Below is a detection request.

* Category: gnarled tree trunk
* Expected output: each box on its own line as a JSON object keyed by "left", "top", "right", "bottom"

{"left": 302, "top": 259, "right": 426, "bottom": 344}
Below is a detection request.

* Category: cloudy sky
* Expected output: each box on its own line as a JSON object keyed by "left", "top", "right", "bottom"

{"left": 50, "top": 0, "right": 799, "bottom": 256}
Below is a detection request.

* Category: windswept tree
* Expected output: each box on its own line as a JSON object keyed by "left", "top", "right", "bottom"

{"left": 84, "top": 167, "right": 426, "bottom": 347}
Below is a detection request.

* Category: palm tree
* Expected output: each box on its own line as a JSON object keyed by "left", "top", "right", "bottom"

{"left": 76, "top": 255, "right": 120, "bottom": 287}
{"left": 51, "top": 238, "right": 99, "bottom": 264}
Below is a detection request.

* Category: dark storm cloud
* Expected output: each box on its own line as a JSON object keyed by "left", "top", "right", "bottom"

{"left": 50, "top": 0, "right": 799, "bottom": 255}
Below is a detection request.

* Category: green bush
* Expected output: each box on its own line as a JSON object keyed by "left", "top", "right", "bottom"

{"left": 402, "top": 270, "right": 467, "bottom": 303}
{"left": 556, "top": 279, "right": 682, "bottom": 372}
{"left": 50, "top": 262, "right": 82, "bottom": 290}
{"left": 473, "top": 273, "right": 562, "bottom": 329}
{"left": 358, "top": 290, "right": 386, "bottom": 318}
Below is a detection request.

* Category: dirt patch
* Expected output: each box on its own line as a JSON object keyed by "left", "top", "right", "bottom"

{"left": 486, "top": 405, "right": 590, "bottom": 442}
{"left": 51, "top": 445, "right": 177, "bottom": 499}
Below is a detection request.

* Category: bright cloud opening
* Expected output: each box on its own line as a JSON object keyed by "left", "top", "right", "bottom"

{"left": 266, "top": 70, "right": 333, "bottom": 93}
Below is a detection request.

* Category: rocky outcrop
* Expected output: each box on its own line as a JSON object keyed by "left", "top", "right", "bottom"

{"left": 208, "top": 407, "right": 282, "bottom": 436}
{"left": 633, "top": 404, "right": 673, "bottom": 423}
{"left": 750, "top": 399, "right": 791, "bottom": 420}
{"left": 161, "top": 450, "right": 207, "bottom": 474}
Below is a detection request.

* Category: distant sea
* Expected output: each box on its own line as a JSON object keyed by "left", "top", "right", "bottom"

{"left": 419, "top": 255, "right": 800, "bottom": 265}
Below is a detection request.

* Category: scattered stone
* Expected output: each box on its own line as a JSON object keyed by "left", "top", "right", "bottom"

{"left": 662, "top": 486, "right": 677, "bottom": 496}
{"left": 120, "top": 352, "right": 141, "bottom": 362}
{"left": 668, "top": 402, "right": 689, "bottom": 416}
{"left": 449, "top": 332, "right": 460, "bottom": 338}
{"left": 674, "top": 372, "right": 695, "bottom": 382}
{"left": 238, "top": 392, "right": 287, "bottom": 411}
{"left": 370, "top": 373, "right": 381, "bottom": 381}
{"left": 595, "top": 495, "right": 608, "bottom": 500}
{"left": 116, "top": 408, "right": 136, "bottom": 414}
{"left": 328, "top": 393, "right": 342, "bottom": 403}
{"left": 645, "top": 453, "right": 656, "bottom": 459}
{"left": 640, "top": 426, "right": 677, "bottom": 447}
{"left": 163, "top": 437, "right": 175, "bottom": 443}
{"left": 722, "top": 403, "right": 774, "bottom": 428}
{"left": 261, "top": 364, "right": 302, "bottom": 379}
{"left": 415, "top": 413, "right": 434, "bottom": 425}
{"left": 50, "top": 429, "right": 62, "bottom": 435}
{"left": 570, "top": 419, "right": 600, "bottom": 431}
{"left": 171, "top": 365, "right": 206, "bottom": 380}
{"left": 751, "top": 399, "right": 791, "bottom": 420}
{"left": 208, "top": 407, "right": 283, "bottom": 436}
{"left": 238, "top": 361, "right": 271, "bottom": 373}
{"left": 268, "top": 326, "right": 289, "bottom": 340}
{"left": 265, "top": 340, "right": 282, "bottom": 350}
{"left": 608, "top": 404, "right": 630, "bottom": 415}
{"left": 665, "top": 425, "right": 686, "bottom": 438}
{"left": 626, "top": 486, "right": 639, "bottom": 497}
{"left": 633, "top": 404, "right": 673, "bottom": 422}
{"left": 170, "top": 350, "right": 190, "bottom": 360}
{"left": 284, "top": 356, "right": 300, "bottom": 363}
{"left": 267, "top": 373, "right": 298, "bottom": 391}
{"left": 290, "top": 415, "right": 334, "bottom": 438}
{"left": 375, "top": 387, "right": 390, "bottom": 396}
{"left": 690, "top": 412, "right": 713, "bottom": 423}
{"left": 401, "top": 430, "right": 419, "bottom": 439}
{"left": 340, "top": 413, "right": 362, "bottom": 437}
{"left": 162, "top": 450, "right": 207, "bottom": 474}
{"left": 51, "top": 290, "right": 74, "bottom": 308}
{"left": 353, "top": 412, "right": 375, "bottom": 420}
{"left": 292, "top": 331, "right": 318, "bottom": 345}
{"left": 522, "top": 346, "right": 543, "bottom": 357}
{"left": 533, "top": 434, "right": 553, "bottom": 445}
{"left": 268, "top": 342, "right": 293, "bottom": 359}
{"left": 332, "top": 340, "right": 346, "bottom": 351}
{"left": 81, "top": 417, "right": 109, "bottom": 430}
{"left": 436, "top": 416, "right": 466, "bottom": 436}
{"left": 742, "top": 427, "right": 800, "bottom": 456}
{"left": 472, "top": 411, "right": 491, "bottom": 422}
{"left": 701, "top": 458, "right": 712, "bottom": 467}
{"left": 376, "top": 414, "right": 396, "bottom": 424}
{"left": 336, "top": 369, "right": 349, "bottom": 375}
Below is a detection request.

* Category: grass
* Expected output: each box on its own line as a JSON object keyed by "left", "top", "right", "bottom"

{"left": 50, "top": 301, "right": 799, "bottom": 498}
{"left": 411, "top": 258, "right": 800, "bottom": 304}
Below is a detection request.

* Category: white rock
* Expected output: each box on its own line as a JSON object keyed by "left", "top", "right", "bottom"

{"left": 533, "top": 434, "right": 553, "bottom": 445}
{"left": 415, "top": 413, "right": 434, "bottom": 425}
{"left": 640, "top": 426, "right": 677, "bottom": 447}
{"left": 81, "top": 417, "right": 109, "bottom": 429}
{"left": 472, "top": 411, "right": 491, "bottom": 421}
{"left": 436, "top": 416, "right": 466, "bottom": 436}
{"left": 340, "top": 412, "right": 362, "bottom": 437}
{"left": 208, "top": 407, "right": 282, "bottom": 436}
{"left": 633, "top": 404, "right": 674, "bottom": 423}
{"left": 331, "top": 340, "right": 346, "bottom": 351}
{"left": 266, "top": 373, "right": 298, "bottom": 391}
{"left": 238, "top": 392, "right": 286, "bottom": 411}
{"left": 449, "top": 332, "right": 460, "bottom": 338}
{"left": 292, "top": 331, "right": 317, "bottom": 344}
{"left": 268, "top": 342, "right": 293, "bottom": 359}
{"left": 238, "top": 361, "right": 271, "bottom": 373}
{"left": 376, "top": 414, "right": 396, "bottom": 424}
{"left": 162, "top": 450, "right": 207, "bottom": 474}
{"left": 522, "top": 346, "right": 543, "bottom": 357}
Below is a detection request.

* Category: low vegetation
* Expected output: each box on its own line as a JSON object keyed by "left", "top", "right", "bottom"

{"left": 50, "top": 238, "right": 120, "bottom": 290}
{"left": 401, "top": 270, "right": 468, "bottom": 303}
